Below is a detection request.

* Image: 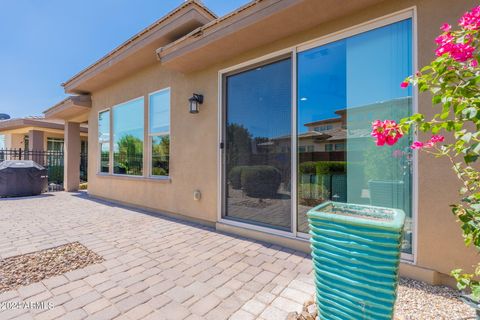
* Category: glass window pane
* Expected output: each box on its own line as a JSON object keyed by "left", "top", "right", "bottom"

{"left": 224, "top": 58, "right": 292, "bottom": 231}
{"left": 113, "top": 98, "right": 144, "bottom": 176}
{"left": 297, "top": 19, "right": 413, "bottom": 254}
{"left": 99, "top": 110, "right": 110, "bottom": 142}
{"left": 150, "top": 90, "right": 170, "bottom": 134}
{"left": 151, "top": 135, "right": 169, "bottom": 176}
{"left": 47, "top": 138, "right": 64, "bottom": 152}
{"left": 100, "top": 143, "right": 110, "bottom": 173}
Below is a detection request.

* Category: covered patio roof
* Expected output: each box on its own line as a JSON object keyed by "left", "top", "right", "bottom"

{"left": 0, "top": 116, "right": 88, "bottom": 135}
{"left": 156, "top": 0, "right": 385, "bottom": 72}
{"left": 43, "top": 95, "right": 92, "bottom": 123}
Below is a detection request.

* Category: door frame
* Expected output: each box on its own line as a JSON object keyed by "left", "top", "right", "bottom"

{"left": 217, "top": 6, "right": 418, "bottom": 262}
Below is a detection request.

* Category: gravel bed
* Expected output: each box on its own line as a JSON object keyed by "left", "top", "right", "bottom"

{"left": 291, "top": 278, "right": 476, "bottom": 320}
{"left": 395, "top": 278, "right": 476, "bottom": 320}
{"left": 0, "top": 242, "right": 103, "bottom": 293}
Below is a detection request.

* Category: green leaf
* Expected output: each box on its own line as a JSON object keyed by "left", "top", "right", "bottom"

{"left": 432, "top": 95, "right": 442, "bottom": 104}
{"left": 465, "top": 154, "right": 479, "bottom": 164}
{"left": 461, "top": 132, "right": 473, "bottom": 143}
{"left": 462, "top": 107, "right": 478, "bottom": 119}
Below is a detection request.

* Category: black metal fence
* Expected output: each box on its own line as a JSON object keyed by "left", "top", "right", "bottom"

{"left": 0, "top": 148, "right": 88, "bottom": 192}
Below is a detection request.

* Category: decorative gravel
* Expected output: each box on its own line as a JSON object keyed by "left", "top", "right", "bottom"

{"left": 0, "top": 242, "right": 103, "bottom": 293}
{"left": 292, "top": 278, "right": 476, "bottom": 320}
{"left": 395, "top": 278, "right": 476, "bottom": 320}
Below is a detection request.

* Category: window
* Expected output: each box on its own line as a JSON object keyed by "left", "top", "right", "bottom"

{"left": 24, "top": 136, "right": 29, "bottom": 151}
{"left": 297, "top": 19, "right": 413, "bottom": 254}
{"left": 314, "top": 124, "right": 332, "bottom": 132}
{"left": 47, "top": 138, "right": 64, "bottom": 151}
{"left": 113, "top": 98, "right": 144, "bottom": 176}
{"left": 81, "top": 140, "right": 88, "bottom": 154}
{"left": 149, "top": 89, "right": 170, "bottom": 177}
{"left": 98, "top": 110, "right": 110, "bottom": 173}
{"left": 298, "top": 146, "right": 306, "bottom": 153}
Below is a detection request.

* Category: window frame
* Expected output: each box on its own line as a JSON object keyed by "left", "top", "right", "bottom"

{"left": 47, "top": 137, "right": 64, "bottom": 152}
{"left": 217, "top": 7, "right": 418, "bottom": 263}
{"left": 148, "top": 87, "right": 171, "bottom": 179}
{"left": 97, "top": 108, "right": 111, "bottom": 174}
{"left": 111, "top": 96, "right": 145, "bottom": 177}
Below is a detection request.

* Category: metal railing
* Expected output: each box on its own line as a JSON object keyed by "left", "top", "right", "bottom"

{"left": 0, "top": 148, "right": 88, "bottom": 192}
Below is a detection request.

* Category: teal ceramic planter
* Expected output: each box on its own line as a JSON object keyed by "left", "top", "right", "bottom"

{"left": 307, "top": 201, "right": 405, "bottom": 320}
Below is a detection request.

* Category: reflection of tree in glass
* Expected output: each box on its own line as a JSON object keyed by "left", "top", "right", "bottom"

{"left": 226, "top": 123, "right": 252, "bottom": 169}
{"left": 116, "top": 134, "right": 143, "bottom": 175}
{"left": 363, "top": 140, "right": 411, "bottom": 182}
{"left": 152, "top": 135, "right": 169, "bottom": 176}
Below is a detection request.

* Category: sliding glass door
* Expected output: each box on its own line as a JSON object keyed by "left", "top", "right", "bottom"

{"left": 221, "top": 17, "right": 414, "bottom": 254}
{"left": 296, "top": 19, "right": 413, "bottom": 253}
{"left": 223, "top": 58, "right": 292, "bottom": 231}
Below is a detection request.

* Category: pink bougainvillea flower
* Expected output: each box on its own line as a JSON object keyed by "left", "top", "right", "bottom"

{"left": 371, "top": 120, "right": 403, "bottom": 147}
{"left": 430, "top": 135, "right": 445, "bottom": 143}
{"left": 471, "top": 59, "right": 479, "bottom": 68}
{"left": 410, "top": 135, "right": 445, "bottom": 150}
{"left": 410, "top": 141, "right": 425, "bottom": 150}
{"left": 440, "top": 23, "right": 452, "bottom": 32}
{"left": 400, "top": 81, "right": 409, "bottom": 88}
{"left": 434, "top": 28, "right": 476, "bottom": 62}
{"left": 450, "top": 43, "right": 475, "bottom": 62}
{"left": 435, "top": 32, "right": 453, "bottom": 45}
{"left": 459, "top": 5, "right": 480, "bottom": 30}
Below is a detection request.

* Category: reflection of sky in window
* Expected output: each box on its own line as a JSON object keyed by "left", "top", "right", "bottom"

{"left": 98, "top": 110, "right": 110, "bottom": 142}
{"left": 297, "top": 19, "right": 412, "bottom": 133}
{"left": 0, "top": 134, "right": 5, "bottom": 149}
{"left": 150, "top": 90, "right": 170, "bottom": 134}
{"left": 113, "top": 98, "right": 144, "bottom": 151}
{"left": 226, "top": 59, "right": 291, "bottom": 139}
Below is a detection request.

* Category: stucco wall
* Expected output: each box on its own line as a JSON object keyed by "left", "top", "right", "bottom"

{"left": 87, "top": 0, "right": 478, "bottom": 282}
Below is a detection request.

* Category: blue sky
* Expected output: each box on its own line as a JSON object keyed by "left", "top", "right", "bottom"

{"left": 0, "top": 0, "right": 250, "bottom": 119}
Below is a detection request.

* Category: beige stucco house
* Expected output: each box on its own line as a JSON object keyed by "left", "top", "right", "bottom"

{"left": 0, "top": 116, "right": 88, "bottom": 152}
{"left": 43, "top": 0, "right": 478, "bottom": 287}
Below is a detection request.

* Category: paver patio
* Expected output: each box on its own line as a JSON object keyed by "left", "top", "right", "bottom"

{"left": 0, "top": 192, "right": 315, "bottom": 320}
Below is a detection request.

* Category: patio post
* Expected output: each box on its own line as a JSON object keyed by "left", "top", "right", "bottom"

{"left": 28, "top": 129, "right": 44, "bottom": 164}
{"left": 63, "top": 121, "right": 81, "bottom": 192}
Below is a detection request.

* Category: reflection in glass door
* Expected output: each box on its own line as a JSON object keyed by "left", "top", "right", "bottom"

{"left": 223, "top": 58, "right": 292, "bottom": 231}
{"left": 296, "top": 19, "right": 414, "bottom": 254}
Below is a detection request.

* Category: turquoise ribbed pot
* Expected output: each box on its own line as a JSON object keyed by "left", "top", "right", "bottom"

{"left": 307, "top": 201, "right": 405, "bottom": 320}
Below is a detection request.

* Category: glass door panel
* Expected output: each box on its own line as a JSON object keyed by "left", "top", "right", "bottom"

{"left": 297, "top": 19, "right": 414, "bottom": 254}
{"left": 224, "top": 58, "right": 292, "bottom": 231}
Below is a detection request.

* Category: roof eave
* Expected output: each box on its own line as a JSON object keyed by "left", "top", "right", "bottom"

{"left": 62, "top": 0, "right": 217, "bottom": 94}
{"left": 43, "top": 96, "right": 92, "bottom": 123}
{"left": 156, "top": 0, "right": 386, "bottom": 73}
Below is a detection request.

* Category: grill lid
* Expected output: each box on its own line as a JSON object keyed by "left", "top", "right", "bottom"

{"left": 0, "top": 160, "right": 45, "bottom": 170}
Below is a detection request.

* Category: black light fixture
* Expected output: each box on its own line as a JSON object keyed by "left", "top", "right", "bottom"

{"left": 189, "top": 93, "right": 203, "bottom": 114}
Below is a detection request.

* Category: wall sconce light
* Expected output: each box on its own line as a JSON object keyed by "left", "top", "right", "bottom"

{"left": 189, "top": 93, "right": 203, "bottom": 114}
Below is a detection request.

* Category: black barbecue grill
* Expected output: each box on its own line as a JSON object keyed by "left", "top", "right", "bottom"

{"left": 0, "top": 160, "right": 48, "bottom": 197}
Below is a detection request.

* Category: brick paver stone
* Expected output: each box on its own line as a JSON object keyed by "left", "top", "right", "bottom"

{"left": 0, "top": 192, "right": 315, "bottom": 320}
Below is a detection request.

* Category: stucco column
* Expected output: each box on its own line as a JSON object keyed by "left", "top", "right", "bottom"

{"left": 28, "top": 130, "right": 44, "bottom": 164}
{"left": 64, "top": 122, "right": 81, "bottom": 192}
{"left": 28, "top": 130, "right": 44, "bottom": 151}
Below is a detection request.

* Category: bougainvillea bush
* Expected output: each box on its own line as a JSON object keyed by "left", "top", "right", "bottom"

{"left": 372, "top": 6, "right": 480, "bottom": 299}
